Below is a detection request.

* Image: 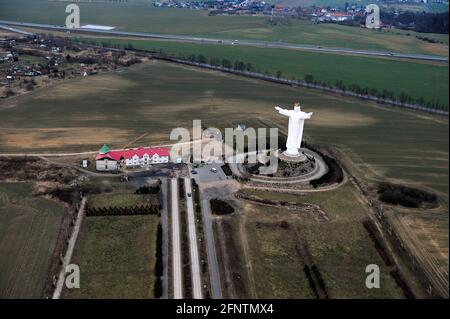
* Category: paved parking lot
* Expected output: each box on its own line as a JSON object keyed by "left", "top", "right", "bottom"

{"left": 189, "top": 162, "right": 228, "bottom": 183}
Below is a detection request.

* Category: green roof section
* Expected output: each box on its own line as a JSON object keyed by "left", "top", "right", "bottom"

{"left": 98, "top": 144, "right": 111, "bottom": 154}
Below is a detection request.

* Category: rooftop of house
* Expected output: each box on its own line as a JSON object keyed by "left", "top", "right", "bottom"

{"left": 96, "top": 145, "right": 170, "bottom": 161}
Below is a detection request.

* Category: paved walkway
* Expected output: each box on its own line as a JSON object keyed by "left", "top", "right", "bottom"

{"left": 170, "top": 178, "right": 183, "bottom": 299}
{"left": 184, "top": 177, "right": 203, "bottom": 299}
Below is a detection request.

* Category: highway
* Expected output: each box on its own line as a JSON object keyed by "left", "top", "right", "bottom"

{"left": 0, "top": 20, "right": 447, "bottom": 62}
{"left": 184, "top": 177, "right": 203, "bottom": 299}
{"left": 170, "top": 178, "right": 183, "bottom": 299}
{"left": 0, "top": 23, "right": 34, "bottom": 36}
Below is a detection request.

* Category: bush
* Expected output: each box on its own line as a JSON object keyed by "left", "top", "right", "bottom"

{"left": 210, "top": 199, "right": 235, "bottom": 215}
{"left": 25, "top": 83, "right": 35, "bottom": 91}
{"left": 378, "top": 183, "right": 437, "bottom": 208}
{"left": 135, "top": 184, "right": 160, "bottom": 194}
{"left": 153, "top": 277, "right": 162, "bottom": 298}
{"left": 4, "top": 89, "right": 15, "bottom": 97}
{"left": 49, "top": 187, "right": 77, "bottom": 204}
{"left": 309, "top": 149, "right": 343, "bottom": 188}
{"left": 221, "top": 164, "right": 233, "bottom": 176}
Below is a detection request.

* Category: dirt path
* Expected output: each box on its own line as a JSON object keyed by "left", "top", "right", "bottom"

{"left": 239, "top": 211, "right": 257, "bottom": 299}
{"left": 52, "top": 197, "right": 86, "bottom": 299}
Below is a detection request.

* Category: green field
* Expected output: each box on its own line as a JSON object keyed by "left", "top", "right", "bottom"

{"left": 242, "top": 183, "right": 405, "bottom": 298}
{"left": 202, "top": 21, "right": 449, "bottom": 57}
{"left": 88, "top": 193, "right": 158, "bottom": 208}
{"left": 0, "top": 182, "right": 64, "bottom": 298}
{"left": 62, "top": 215, "right": 159, "bottom": 299}
{"left": 0, "top": 0, "right": 448, "bottom": 56}
{"left": 79, "top": 36, "right": 449, "bottom": 108}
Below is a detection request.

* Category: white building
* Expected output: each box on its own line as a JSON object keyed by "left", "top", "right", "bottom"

{"left": 95, "top": 144, "right": 170, "bottom": 171}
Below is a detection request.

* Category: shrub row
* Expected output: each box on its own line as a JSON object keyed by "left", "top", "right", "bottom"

{"left": 135, "top": 184, "right": 161, "bottom": 195}
{"left": 307, "top": 146, "right": 343, "bottom": 188}
{"left": 153, "top": 222, "right": 163, "bottom": 298}
{"left": 86, "top": 205, "right": 159, "bottom": 216}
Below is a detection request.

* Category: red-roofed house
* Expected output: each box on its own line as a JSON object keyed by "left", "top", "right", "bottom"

{"left": 95, "top": 145, "right": 170, "bottom": 171}
{"left": 327, "top": 12, "right": 353, "bottom": 22}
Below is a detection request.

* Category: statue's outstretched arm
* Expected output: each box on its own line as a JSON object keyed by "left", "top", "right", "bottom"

{"left": 275, "top": 106, "right": 291, "bottom": 116}
{"left": 301, "top": 112, "right": 313, "bottom": 119}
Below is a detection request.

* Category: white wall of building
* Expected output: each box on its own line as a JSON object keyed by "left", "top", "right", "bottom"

{"left": 95, "top": 159, "right": 118, "bottom": 171}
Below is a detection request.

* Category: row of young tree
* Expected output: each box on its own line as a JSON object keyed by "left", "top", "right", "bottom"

{"left": 76, "top": 39, "right": 448, "bottom": 112}
{"left": 153, "top": 222, "right": 163, "bottom": 298}
{"left": 185, "top": 53, "right": 447, "bottom": 111}
{"left": 85, "top": 205, "right": 159, "bottom": 216}
{"left": 309, "top": 75, "right": 447, "bottom": 111}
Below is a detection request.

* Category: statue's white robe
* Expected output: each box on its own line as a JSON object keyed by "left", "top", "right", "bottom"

{"left": 277, "top": 108, "right": 312, "bottom": 155}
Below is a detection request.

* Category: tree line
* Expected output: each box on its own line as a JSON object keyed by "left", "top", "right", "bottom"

{"left": 380, "top": 11, "right": 449, "bottom": 34}
{"left": 75, "top": 39, "right": 448, "bottom": 112}
{"left": 185, "top": 53, "right": 447, "bottom": 111}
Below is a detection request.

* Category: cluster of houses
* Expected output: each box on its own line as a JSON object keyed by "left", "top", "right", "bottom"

{"left": 154, "top": 0, "right": 271, "bottom": 15}
{"left": 1, "top": 36, "right": 62, "bottom": 85}
{"left": 311, "top": 8, "right": 358, "bottom": 23}
{"left": 152, "top": 0, "right": 366, "bottom": 20}
{"left": 95, "top": 144, "right": 170, "bottom": 171}
{"left": 0, "top": 52, "right": 16, "bottom": 63}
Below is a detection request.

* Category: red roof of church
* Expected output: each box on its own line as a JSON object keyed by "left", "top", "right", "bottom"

{"left": 95, "top": 147, "right": 169, "bottom": 161}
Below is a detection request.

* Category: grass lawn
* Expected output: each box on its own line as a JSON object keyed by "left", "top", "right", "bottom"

{"left": 201, "top": 20, "right": 449, "bottom": 57}
{"left": 242, "top": 183, "right": 405, "bottom": 298}
{"left": 88, "top": 193, "right": 158, "bottom": 209}
{"left": 0, "top": 182, "right": 64, "bottom": 298}
{"left": 0, "top": 0, "right": 447, "bottom": 56}
{"left": 62, "top": 215, "right": 159, "bottom": 299}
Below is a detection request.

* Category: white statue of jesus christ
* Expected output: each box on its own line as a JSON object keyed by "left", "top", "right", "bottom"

{"left": 275, "top": 103, "right": 313, "bottom": 156}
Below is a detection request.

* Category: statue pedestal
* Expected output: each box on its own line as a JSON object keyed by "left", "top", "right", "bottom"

{"left": 276, "top": 149, "right": 308, "bottom": 163}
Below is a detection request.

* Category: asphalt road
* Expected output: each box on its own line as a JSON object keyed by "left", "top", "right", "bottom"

{"left": 184, "top": 177, "right": 203, "bottom": 299}
{"left": 170, "top": 178, "right": 183, "bottom": 299}
{"left": 190, "top": 163, "right": 228, "bottom": 183}
{"left": 0, "top": 20, "right": 447, "bottom": 62}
